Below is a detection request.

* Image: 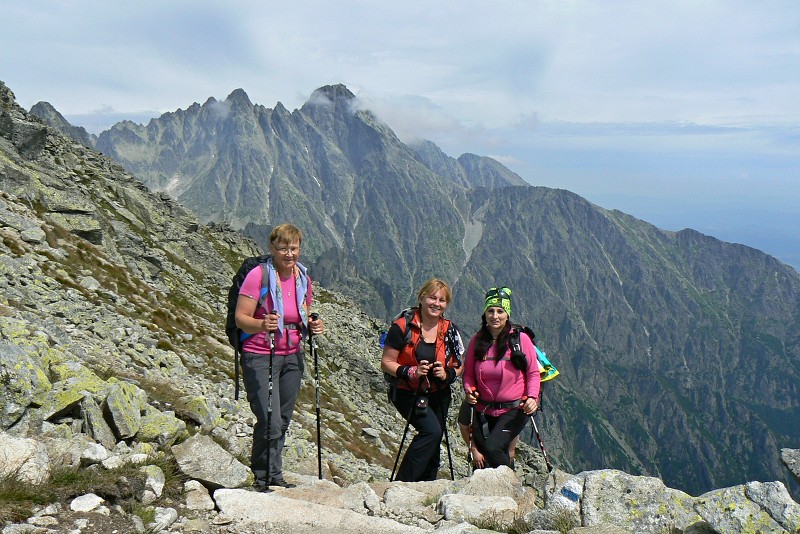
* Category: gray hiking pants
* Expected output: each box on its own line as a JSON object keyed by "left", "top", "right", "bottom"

{"left": 241, "top": 350, "right": 305, "bottom": 483}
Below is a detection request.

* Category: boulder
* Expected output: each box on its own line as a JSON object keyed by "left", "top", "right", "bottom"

{"left": 172, "top": 433, "right": 250, "bottom": 488}
{"left": 104, "top": 380, "right": 146, "bottom": 439}
{"left": 0, "top": 431, "right": 50, "bottom": 484}
{"left": 581, "top": 469, "right": 701, "bottom": 533}
{"left": 437, "top": 493, "right": 518, "bottom": 524}
{"left": 782, "top": 448, "right": 800, "bottom": 483}
{"left": 0, "top": 342, "right": 51, "bottom": 429}
{"left": 136, "top": 409, "right": 187, "bottom": 447}
{"left": 213, "top": 488, "right": 427, "bottom": 533}
{"left": 694, "top": 484, "right": 784, "bottom": 533}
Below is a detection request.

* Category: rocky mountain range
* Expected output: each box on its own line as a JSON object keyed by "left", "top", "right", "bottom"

{"left": 35, "top": 83, "right": 800, "bottom": 499}
{"left": 4, "top": 77, "right": 800, "bottom": 533}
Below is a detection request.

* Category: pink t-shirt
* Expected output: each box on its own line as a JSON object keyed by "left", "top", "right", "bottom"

{"left": 238, "top": 265, "right": 312, "bottom": 355}
{"left": 462, "top": 331, "right": 540, "bottom": 417}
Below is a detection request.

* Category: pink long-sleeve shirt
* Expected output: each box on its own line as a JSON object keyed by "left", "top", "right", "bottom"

{"left": 462, "top": 330, "right": 540, "bottom": 417}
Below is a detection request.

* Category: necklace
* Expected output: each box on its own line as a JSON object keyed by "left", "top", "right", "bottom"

{"left": 421, "top": 322, "right": 438, "bottom": 343}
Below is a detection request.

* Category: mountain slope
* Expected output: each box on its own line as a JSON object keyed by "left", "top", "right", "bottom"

{"left": 452, "top": 185, "right": 800, "bottom": 492}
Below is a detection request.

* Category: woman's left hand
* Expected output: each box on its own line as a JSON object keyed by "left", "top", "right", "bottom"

{"left": 431, "top": 361, "right": 447, "bottom": 380}
{"left": 521, "top": 397, "right": 538, "bottom": 415}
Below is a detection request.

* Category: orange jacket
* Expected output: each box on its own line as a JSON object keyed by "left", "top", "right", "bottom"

{"left": 394, "top": 309, "right": 462, "bottom": 392}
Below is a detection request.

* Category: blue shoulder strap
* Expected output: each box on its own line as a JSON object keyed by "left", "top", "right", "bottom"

{"left": 239, "top": 262, "right": 270, "bottom": 343}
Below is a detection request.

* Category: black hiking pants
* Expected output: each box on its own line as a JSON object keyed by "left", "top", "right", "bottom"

{"left": 473, "top": 407, "right": 528, "bottom": 468}
{"left": 242, "top": 350, "right": 305, "bottom": 483}
{"left": 390, "top": 387, "right": 451, "bottom": 482}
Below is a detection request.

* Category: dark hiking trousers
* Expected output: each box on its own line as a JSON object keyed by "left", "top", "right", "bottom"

{"left": 473, "top": 407, "right": 528, "bottom": 468}
{"left": 390, "top": 387, "right": 451, "bottom": 482}
{"left": 241, "top": 350, "right": 305, "bottom": 483}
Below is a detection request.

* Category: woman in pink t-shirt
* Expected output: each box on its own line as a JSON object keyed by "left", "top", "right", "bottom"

{"left": 462, "top": 287, "right": 539, "bottom": 469}
{"left": 234, "top": 223, "right": 325, "bottom": 491}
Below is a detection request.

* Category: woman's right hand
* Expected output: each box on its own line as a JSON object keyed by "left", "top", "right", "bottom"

{"left": 415, "top": 361, "right": 434, "bottom": 378}
{"left": 262, "top": 312, "right": 280, "bottom": 332}
{"left": 465, "top": 388, "right": 479, "bottom": 405}
{"left": 471, "top": 446, "right": 486, "bottom": 469}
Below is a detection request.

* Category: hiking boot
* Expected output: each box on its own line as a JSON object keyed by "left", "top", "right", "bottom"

{"left": 269, "top": 478, "right": 296, "bottom": 489}
{"left": 252, "top": 480, "right": 272, "bottom": 493}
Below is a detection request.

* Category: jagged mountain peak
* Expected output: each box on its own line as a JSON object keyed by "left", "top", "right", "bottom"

{"left": 310, "top": 83, "right": 356, "bottom": 103}
{"left": 225, "top": 87, "right": 253, "bottom": 108}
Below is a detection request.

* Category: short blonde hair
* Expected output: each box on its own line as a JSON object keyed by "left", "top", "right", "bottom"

{"left": 270, "top": 223, "right": 303, "bottom": 246}
{"left": 416, "top": 278, "right": 452, "bottom": 305}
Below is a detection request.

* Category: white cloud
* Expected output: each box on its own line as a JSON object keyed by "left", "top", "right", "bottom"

{"left": 2, "top": 0, "right": 799, "bottom": 267}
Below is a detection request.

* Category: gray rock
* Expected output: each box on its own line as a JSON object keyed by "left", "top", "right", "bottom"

{"left": 172, "top": 433, "right": 251, "bottom": 488}
{"left": 176, "top": 395, "right": 221, "bottom": 430}
{"left": 694, "top": 484, "right": 784, "bottom": 534}
{"left": 0, "top": 431, "right": 51, "bottom": 484}
{"left": 104, "top": 380, "right": 146, "bottom": 439}
{"left": 783, "top": 448, "right": 800, "bottom": 482}
{"left": 149, "top": 506, "right": 179, "bottom": 532}
{"left": 136, "top": 409, "right": 186, "bottom": 447}
{"left": 581, "top": 469, "right": 701, "bottom": 534}
{"left": 437, "top": 493, "right": 518, "bottom": 524}
{"left": 456, "top": 465, "right": 521, "bottom": 498}
{"left": 213, "top": 488, "right": 427, "bottom": 533}
{"left": 141, "top": 464, "right": 166, "bottom": 498}
{"left": 19, "top": 226, "right": 46, "bottom": 244}
{"left": 79, "top": 442, "right": 110, "bottom": 465}
{"left": 0, "top": 342, "right": 51, "bottom": 429}
{"left": 69, "top": 493, "right": 104, "bottom": 512}
{"left": 185, "top": 480, "right": 215, "bottom": 511}
{"left": 80, "top": 397, "right": 117, "bottom": 450}
{"left": 744, "top": 481, "right": 800, "bottom": 533}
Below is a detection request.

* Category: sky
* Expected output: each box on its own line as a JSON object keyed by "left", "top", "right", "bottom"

{"left": 3, "top": 1, "right": 799, "bottom": 270}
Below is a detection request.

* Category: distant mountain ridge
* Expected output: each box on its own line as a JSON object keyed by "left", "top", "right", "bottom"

{"left": 31, "top": 83, "right": 800, "bottom": 498}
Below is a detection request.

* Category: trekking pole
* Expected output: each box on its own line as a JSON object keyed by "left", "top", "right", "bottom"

{"left": 309, "top": 312, "right": 322, "bottom": 480}
{"left": 466, "top": 389, "right": 478, "bottom": 474}
{"left": 442, "top": 406, "right": 454, "bottom": 481}
{"left": 522, "top": 395, "right": 552, "bottom": 472}
{"left": 390, "top": 394, "right": 415, "bottom": 482}
{"left": 530, "top": 415, "right": 552, "bottom": 472}
{"left": 265, "top": 310, "right": 277, "bottom": 486}
{"left": 466, "top": 404, "right": 474, "bottom": 474}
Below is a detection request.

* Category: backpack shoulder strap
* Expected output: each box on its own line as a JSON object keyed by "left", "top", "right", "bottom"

{"left": 394, "top": 307, "right": 417, "bottom": 346}
{"left": 256, "top": 261, "right": 270, "bottom": 310}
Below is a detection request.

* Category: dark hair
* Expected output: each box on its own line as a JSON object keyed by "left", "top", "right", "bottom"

{"left": 474, "top": 315, "right": 511, "bottom": 362}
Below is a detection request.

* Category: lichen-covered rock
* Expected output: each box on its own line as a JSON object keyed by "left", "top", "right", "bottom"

{"left": 581, "top": 469, "right": 702, "bottom": 534}
{"left": 0, "top": 340, "right": 51, "bottom": 429}
{"left": 104, "top": 380, "right": 147, "bottom": 439}
{"left": 177, "top": 395, "right": 222, "bottom": 430}
{"left": 49, "top": 360, "right": 109, "bottom": 399}
{"left": 136, "top": 409, "right": 187, "bottom": 447}
{"left": 38, "top": 381, "right": 87, "bottom": 421}
{"left": 744, "top": 481, "right": 800, "bottom": 533}
{"left": 80, "top": 397, "right": 117, "bottom": 449}
{"left": 694, "top": 484, "right": 784, "bottom": 533}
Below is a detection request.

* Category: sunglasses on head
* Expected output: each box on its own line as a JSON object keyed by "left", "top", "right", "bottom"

{"left": 486, "top": 287, "right": 511, "bottom": 299}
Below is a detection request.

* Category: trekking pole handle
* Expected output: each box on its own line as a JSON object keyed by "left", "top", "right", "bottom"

{"left": 520, "top": 395, "right": 538, "bottom": 415}
{"left": 269, "top": 310, "right": 277, "bottom": 345}
{"left": 310, "top": 312, "right": 319, "bottom": 320}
